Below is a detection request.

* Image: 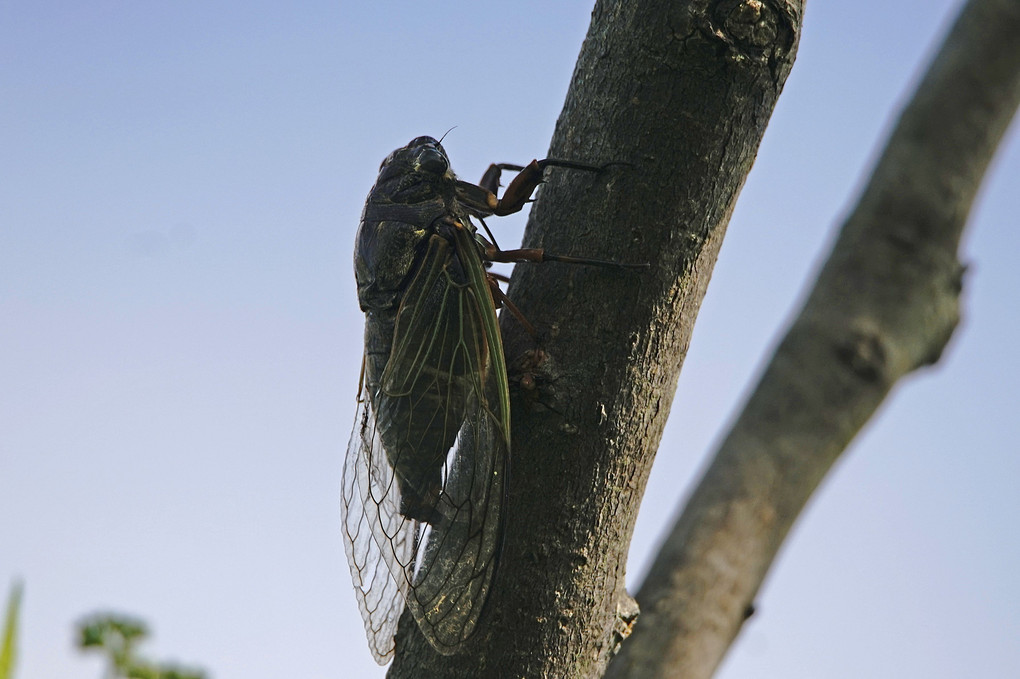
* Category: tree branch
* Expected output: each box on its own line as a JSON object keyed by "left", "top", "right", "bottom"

{"left": 388, "top": 1, "right": 803, "bottom": 677}
{"left": 606, "top": 0, "right": 1020, "bottom": 677}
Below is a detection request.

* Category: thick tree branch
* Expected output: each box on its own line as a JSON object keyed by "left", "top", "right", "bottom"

{"left": 607, "top": 1, "right": 1020, "bottom": 677}
{"left": 389, "top": 1, "right": 802, "bottom": 676}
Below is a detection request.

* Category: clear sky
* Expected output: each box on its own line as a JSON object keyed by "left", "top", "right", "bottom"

{"left": 2, "top": 1, "right": 1018, "bottom": 677}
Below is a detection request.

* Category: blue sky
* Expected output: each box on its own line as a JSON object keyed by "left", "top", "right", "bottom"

{"left": 2, "top": 1, "right": 1018, "bottom": 677}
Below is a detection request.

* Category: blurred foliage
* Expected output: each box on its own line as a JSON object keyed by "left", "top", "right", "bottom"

{"left": 1, "top": 582, "right": 22, "bottom": 679}
{"left": 76, "top": 613, "right": 206, "bottom": 679}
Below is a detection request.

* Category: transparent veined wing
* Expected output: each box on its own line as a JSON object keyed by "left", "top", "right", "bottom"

{"left": 340, "top": 393, "right": 412, "bottom": 663}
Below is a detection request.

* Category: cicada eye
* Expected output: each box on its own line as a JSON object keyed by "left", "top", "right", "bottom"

{"left": 414, "top": 144, "right": 449, "bottom": 175}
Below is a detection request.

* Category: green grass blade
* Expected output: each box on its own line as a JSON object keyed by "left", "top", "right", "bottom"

{"left": 0, "top": 581, "right": 23, "bottom": 679}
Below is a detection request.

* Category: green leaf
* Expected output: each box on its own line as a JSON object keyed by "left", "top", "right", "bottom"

{"left": 76, "top": 613, "right": 149, "bottom": 651}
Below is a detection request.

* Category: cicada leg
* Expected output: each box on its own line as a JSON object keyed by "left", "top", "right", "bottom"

{"left": 486, "top": 244, "right": 648, "bottom": 270}
{"left": 486, "top": 159, "right": 610, "bottom": 216}
{"left": 486, "top": 273, "right": 537, "bottom": 337}
{"left": 455, "top": 159, "right": 607, "bottom": 218}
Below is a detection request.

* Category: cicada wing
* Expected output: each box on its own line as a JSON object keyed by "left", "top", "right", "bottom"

{"left": 341, "top": 390, "right": 415, "bottom": 665}
{"left": 394, "top": 226, "right": 510, "bottom": 652}
{"left": 381, "top": 229, "right": 511, "bottom": 654}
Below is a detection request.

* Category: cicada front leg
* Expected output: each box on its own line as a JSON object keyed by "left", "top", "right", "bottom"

{"left": 455, "top": 159, "right": 606, "bottom": 218}
{"left": 487, "top": 159, "right": 624, "bottom": 215}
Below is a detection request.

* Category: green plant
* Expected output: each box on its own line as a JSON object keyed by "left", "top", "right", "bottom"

{"left": 77, "top": 613, "right": 206, "bottom": 679}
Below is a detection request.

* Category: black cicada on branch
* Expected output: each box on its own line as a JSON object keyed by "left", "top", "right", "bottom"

{"left": 342, "top": 135, "right": 636, "bottom": 663}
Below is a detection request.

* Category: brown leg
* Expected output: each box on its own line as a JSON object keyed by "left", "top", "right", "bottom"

{"left": 487, "top": 273, "right": 537, "bottom": 337}
{"left": 478, "top": 163, "right": 526, "bottom": 194}
{"left": 486, "top": 245, "right": 648, "bottom": 270}
{"left": 455, "top": 159, "right": 608, "bottom": 217}
{"left": 493, "top": 159, "right": 608, "bottom": 216}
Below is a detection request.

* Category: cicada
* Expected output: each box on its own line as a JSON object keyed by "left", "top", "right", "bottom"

{"left": 342, "top": 135, "right": 625, "bottom": 663}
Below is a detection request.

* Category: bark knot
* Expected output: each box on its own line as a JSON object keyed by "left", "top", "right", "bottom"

{"left": 835, "top": 319, "right": 889, "bottom": 383}
{"left": 706, "top": 0, "right": 796, "bottom": 65}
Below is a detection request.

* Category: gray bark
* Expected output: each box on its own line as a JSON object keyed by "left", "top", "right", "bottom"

{"left": 606, "top": 0, "right": 1020, "bottom": 677}
{"left": 389, "top": 0, "right": 803, "bottom": 676}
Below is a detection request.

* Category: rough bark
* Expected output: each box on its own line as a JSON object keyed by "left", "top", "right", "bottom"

{"left": 388, "top": 0, "right": 802, "bottom": 677}
{"left": 606, "top": 1, "right": 1020, "bottom": 678}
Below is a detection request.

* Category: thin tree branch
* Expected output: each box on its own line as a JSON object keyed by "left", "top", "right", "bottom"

{"left": 607, "top": 1, "right": 1020, "bottom": 677}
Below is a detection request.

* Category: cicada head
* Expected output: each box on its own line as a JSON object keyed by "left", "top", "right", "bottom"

{"left": 371, "top": 136, "right": 457, "bottom": 204}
